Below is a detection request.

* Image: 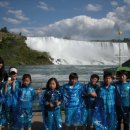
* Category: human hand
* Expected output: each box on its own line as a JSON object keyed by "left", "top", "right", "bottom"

{"left": 56, "top": 102, "right": 61, "bottom": 106}
{"left": 49, "top": 102, "right": 54, "bottom": 107}
{"left": 90, "top": 92, "right": 97, "bottom": 97}
{"left": 6, "top": 77, "right": 12, "bottom": 85}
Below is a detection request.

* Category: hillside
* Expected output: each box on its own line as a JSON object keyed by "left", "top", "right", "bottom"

{"left": 0, "top": 29, "right": 53, "bottom": 65}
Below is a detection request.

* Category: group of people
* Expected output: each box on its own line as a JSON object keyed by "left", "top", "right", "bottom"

{"left": 0, "top": 57, "right": 39, "bottom": 130}
{"left": 0, "top": 56, "right": 130, "bottom": 130}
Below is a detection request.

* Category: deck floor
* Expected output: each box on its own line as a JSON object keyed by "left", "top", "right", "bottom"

{"left": 32, "top": 112, "right": 126, "bottom": 130}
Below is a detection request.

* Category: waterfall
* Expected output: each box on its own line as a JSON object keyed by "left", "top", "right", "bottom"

{"left": 26, "top": 37, "right": 130, "bottom": 65}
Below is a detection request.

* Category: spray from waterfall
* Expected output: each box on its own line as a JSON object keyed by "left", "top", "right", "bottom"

{"left": 26, "top": 37, "right": 130, "bottom": 65}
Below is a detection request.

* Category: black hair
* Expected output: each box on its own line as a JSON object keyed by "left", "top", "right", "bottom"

{"left": 46, "top": 77, "right": 59, "bottom": 90}
{"left": 118, "top": 70, "right": 128, "bottom": 77}
{"left": 103, "top": 72, "right": 113, "bottom": 80}
{"left": 90, "top": 74, "right": 99, "bottom": 81}
{"left": 69, "top": 72, "right": 78, "bottom": 80}
{"left": 0, "top": 57, "right": 8, "bottom": 82}
{"left": 0, "top": 57, "right": 5, "bottom": 70}
{"left": 22, "top": 74, "right": 32, "bottom": 81}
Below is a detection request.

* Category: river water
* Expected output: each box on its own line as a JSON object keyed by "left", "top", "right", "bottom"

{"left": 6, "top": 65, "right": 117, "bottom": 110}
{"left": 6, "top": 65, "right": 116, "bottom": 88}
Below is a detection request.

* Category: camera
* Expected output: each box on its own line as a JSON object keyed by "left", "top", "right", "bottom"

{"left": 8, "top": 77, "right": 11, "bottom": 81}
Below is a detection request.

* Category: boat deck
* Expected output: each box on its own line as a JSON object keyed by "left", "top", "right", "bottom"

{"left": 32, "top": 112, "right": 92, "bottom": 130}
{"left": 32, "top": 112, "right": 126, "bottom": 130}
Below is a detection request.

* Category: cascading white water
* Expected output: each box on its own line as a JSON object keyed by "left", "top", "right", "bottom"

{"left": 26, "top": 37, "right": 130, "bottom": 65}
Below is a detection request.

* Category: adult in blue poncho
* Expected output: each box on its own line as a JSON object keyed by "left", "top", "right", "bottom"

{"left": 115, "top": 71, "right": 130, "bottom": 130}
{"left": 61, "top": 72, "right": 86, "bottom": 130}
{"left": 0, "top": 57, "right": 8, "bottom": 129}
{"left": 0, "top": 84, "right": 5, "bottom": 130}
{"left": 3, "top": 67, "right": 21, "bottom": 130}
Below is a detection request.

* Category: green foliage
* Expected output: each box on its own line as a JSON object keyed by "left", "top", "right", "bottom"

{"left": 0, "top": 29, "right": 53, "bottom": 65}
{"left": 0, "top": 27, "right": 8, "bottom": 33}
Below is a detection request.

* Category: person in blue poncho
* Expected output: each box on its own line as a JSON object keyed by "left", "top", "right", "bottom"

{"left": 61, "top": 72, "right": 85, "bottom": 130}
{"left": 0, "top": 84, "right": 5, "bottom": 130}
{"left": 85, "top": 74, "right": 100, "bottom": 129}
{"left": 94, "top": 73, "right": 117, "bottom": 130}
{"left": 3, "top": 67, "right": 21, "bottom": 130}
{"left": 40, "top": 77, "right": 62, "bottom": 130}
{"left": 0, "top": 57, "right": 8, "bottom": 129}
{"left": 115, "top": 71, "right": 130, "bottom": 130}
{"left": 16, "top": 74, "right": 36, "bottom": 130}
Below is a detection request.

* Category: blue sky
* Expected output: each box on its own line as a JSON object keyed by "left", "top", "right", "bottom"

{"left": 0, "top": 0, "right": 130, "bottom": 40}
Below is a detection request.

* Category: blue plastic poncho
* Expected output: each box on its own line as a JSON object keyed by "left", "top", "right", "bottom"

{"left": 93, "top": 84, "right": 117, "bottom": 130}
{"left": 18, "top": 84, "right": 35, "bottom": 109}
{"left": 4, "top": 80, "right": 20, "bottom": 107}
{"left": 61, "top": 82, "right": 86, "bottom": 126}
{"left": 4, "top": 80, "right": 21, "bottom": 127}
{"left": 116, "top": 81, "right": 130, "bottom": 125}
{"left": 43, "top": 89, "right": 62, "bottom": 130}
{"left": 85, "top": 82, "right": 99, "bottom": 125}
{"left": 0, "top": 87, "right": 5, "bottom": 126}
{"left": 16, "top": 84, "right": 35, "bottom": 129}
{"left": 116, "top": 81, "right": 130, "bottom": 107}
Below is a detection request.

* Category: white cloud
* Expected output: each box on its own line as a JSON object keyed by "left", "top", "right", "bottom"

{"left": 37, "top": 1, "right": 54, "bottom": 11}
{"left": 107, "top": 5, "right": 130, "bottom": 31}
{"left": 9, "top": 1, "right": 130, "bottom": 40}
{"left": 24, "top": 16, "right": 115, "bottom": 40}
{"left": 0, "top": 1, "right": 9, "bottom": 7}
{"left": 3, "top": 9, "right": 29, "bottom": 25}
{"left": 111, "top": 1, "right": 118, "bottom": 6}
{"left": 10, "top": 28, "right": 30, "bottom": 34}
{"left": 124, "top": 0, "right": 130, "bottom": 5}
{"left": 8, "top": 9, "right": 29, "bottom": 21}
{"left": 86, "top": 4, "right": 101, "bottom": 12}
{"left": 3, "top": 17, "right": 21, "bottom": 24}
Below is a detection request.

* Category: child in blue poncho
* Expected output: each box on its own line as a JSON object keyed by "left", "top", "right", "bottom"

{"left": 94, "top": 73, "right": 117, "bottom": 130}
{"left": 61, "top": 72, "right": 85, "bottom": 130}
{"left": 40, "top": 77, "right": 62, "bottom": 130}
{"left": 3, "top": 67, "right": 21, "bottom": 130}
{"left": 85, "top": 74, "right": 100, "bottom": 128}
{"left": 16, "top": 74, "right": 36, "bottom": 130}
{"left": 0, "top": 83, "right": 5, "bottom": 130}
{"left": 115, "top": 71, "right": 130, "bottom": 130}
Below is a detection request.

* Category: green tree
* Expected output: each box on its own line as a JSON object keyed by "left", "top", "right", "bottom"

{"left": 0, "top": 27, "right": 8, "bottom": 33}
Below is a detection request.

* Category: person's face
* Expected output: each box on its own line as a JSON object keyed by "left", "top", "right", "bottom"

{"left": 120, "top": 74, "right": 127, "bottom": 82}
{"left": 49, "top": 80, "right": 57, "bottom": 90}
{"left": 69, "top": 78, "right": 78, "bottom": 86}
{"left": 23, "top": 77, "right": 31, "bottom": 86}
{"left": 91, "top": 78, "right": 98, "bottom": 85}
{"left": 10, "top": 72, "right": 17, "bottom": 80}
{"left": 105, "top": 76, "right": 113, "bottom": 85}
{"left": 0, "top": 64, "right": 3, "bottom": 69}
